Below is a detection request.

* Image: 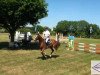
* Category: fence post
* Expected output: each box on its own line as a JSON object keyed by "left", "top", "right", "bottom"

{"left": 74, "top": 42, "right": 78, "bottom": 51}
{"left": 84, "top": 43, "right": 89, "bottom": 52}
{"left": 89, "top": 44, "right": 96, "bottom": 53}
{"left": 78, "top": 43, "right": 84, "bottom": 51}
{"left": 96, "top": 44, "right": 100, "bottom": 54}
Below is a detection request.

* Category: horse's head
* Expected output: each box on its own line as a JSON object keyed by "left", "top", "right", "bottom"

{"left": 34, "top": 32, "right": 43, "bottom": 41}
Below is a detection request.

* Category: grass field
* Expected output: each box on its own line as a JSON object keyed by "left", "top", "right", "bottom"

{"left": 0, "top": 33, "right": 100, "bottom": 75}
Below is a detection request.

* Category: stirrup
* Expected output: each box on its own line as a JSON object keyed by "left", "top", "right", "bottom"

{"left": 46, "top": 42, "right": 50, "bottom": 46}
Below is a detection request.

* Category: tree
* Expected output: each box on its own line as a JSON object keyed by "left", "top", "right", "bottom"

{"left": 55, "top": 20, "right": 69, "bottom": 34}
{"left": 18, "top": 27, "right": 34, "bottom": 33}
{"left": 90, "top": 24, "right": 100, "bottom": 38}
{"left": 55, "top": 20, "right": 100, "bottom": 38}
{"left": 0, "top": 0, "right": 48, "bottom": 42}
{"left": 32, "top": 25, "right": 45, "bottom": 33}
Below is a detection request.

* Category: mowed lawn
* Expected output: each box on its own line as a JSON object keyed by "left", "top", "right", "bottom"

{"left": 0, "top": 33, "right": 100, "bottom": 75}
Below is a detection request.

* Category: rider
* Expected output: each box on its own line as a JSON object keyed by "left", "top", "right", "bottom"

{"left": 43, "top": 27, "right": 51, "bottom": 46}
{"left": 27, "top": 32, "right": 32, "bottom": 41}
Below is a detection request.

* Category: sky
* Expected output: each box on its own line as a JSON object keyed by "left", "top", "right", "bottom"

{"left": 39, "top": 0, "right": 100, "bottom": 28}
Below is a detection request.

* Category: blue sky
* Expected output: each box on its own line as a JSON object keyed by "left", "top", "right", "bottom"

{"left": 39, "top": 0, "right": 100, "bottom": 28}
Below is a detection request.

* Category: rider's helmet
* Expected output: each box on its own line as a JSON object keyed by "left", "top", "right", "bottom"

{"left": 44, "top": 26, "right": 48, "bottom": 31}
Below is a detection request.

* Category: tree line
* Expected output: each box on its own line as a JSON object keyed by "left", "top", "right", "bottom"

{"left": 54, "top": 20, "right": 100, "bottom": 39}
{"left": 0, "top": 20, "right": 100, "bottom": 39}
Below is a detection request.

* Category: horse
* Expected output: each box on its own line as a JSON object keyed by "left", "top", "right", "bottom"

{"left": 34, "top": 33, "right": 60, "bottom": 58}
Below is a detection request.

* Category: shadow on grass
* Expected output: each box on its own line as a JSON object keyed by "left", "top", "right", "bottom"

{"left": 37, "top": 55, "right": 59, "bottom": 60}
{"left": 0, "top": 42, "right": 9, "bottom": 49}
{"left": 21, "top": 42, "right": 40, "bottom": 50}
{"left": 0, "top": 42, "right": 40, "bottom": 50}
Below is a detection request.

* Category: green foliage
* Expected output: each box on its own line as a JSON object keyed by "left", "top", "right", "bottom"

{"left": 35, "top": 25, "right": 51, "bottom": 33}
{"left": 55, "top": 20, "right": 100, "bottom": 38}
{"left": 50, "top": 31, "right": 56, "bottom": 36}
{"left": 18, "top": 25, "right": 51, "bottom": 34}
{"left": 36, "top": 25, "right": 45, "bottom": 33}
{"left": 55, "top": 20, "right": 69, "bottom": 33}
{"left": 32, "top": 25, "right": 45, "bottom": 33}
{"left": 18, "top": 27, "right": 33, "bottom": 33}
{"left": 0, "top": 0, "right": 48, "bottom": 42}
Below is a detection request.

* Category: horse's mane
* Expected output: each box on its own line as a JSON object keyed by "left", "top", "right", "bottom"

{"left": 38, "top": 34, "right": 44, "bottom": 40}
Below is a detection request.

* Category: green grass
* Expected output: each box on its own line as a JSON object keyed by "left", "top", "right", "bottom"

{"left": 0, "top": 33, "right": 100, "bottom": 75}
{"left": 75, "top": 38, "right": 100, "bottom": 44}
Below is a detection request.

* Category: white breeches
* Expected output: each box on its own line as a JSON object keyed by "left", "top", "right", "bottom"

{"left": 45, "top": 37, "right": 50, "bottom": 43}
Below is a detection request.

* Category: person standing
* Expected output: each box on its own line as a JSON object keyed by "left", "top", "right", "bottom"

{"left": 27, "top": 32, "right": 32, "bottom": 41}
{"left": 56, "top": 32, "right": 60, "bottom": 42}
{"left": 14, "top": 31, "right": 20, "bottom": 42}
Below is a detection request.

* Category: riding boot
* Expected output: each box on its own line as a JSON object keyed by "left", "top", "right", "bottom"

{"left": 46, "top": 42, "right": 49, "bottom": 46}
{"left": 46, "top": 41, "right": 51, "bottom": 47}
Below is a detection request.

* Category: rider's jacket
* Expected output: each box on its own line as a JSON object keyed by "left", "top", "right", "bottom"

{"left": 43, "top": 30, "right": 50, "bottom": 39}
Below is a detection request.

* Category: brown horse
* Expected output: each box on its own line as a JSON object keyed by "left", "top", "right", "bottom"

{"left": 34, "top": 33, "right": 60, "bottom": 58}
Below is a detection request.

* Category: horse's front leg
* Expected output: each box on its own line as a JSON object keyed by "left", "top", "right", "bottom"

{"left": 50, "top": 47, "right": 54, "bottom": 58}
{"left": 41, "top": 49, "right": 46, "bottom": 59}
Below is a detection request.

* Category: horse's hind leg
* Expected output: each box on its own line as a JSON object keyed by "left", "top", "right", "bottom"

{"left": 50, "top": 47, "right": 54, "bottom": 57}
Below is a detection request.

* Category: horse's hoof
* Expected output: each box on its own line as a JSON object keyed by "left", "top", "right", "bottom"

{"left": 49, "top": 55, "right": 52, "bottom": 58}
{"left": 44, "top": 56, "right": 47, "bottom": 59}
{"left": 42, "top": 56, "right": 46, "bottom": 60}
